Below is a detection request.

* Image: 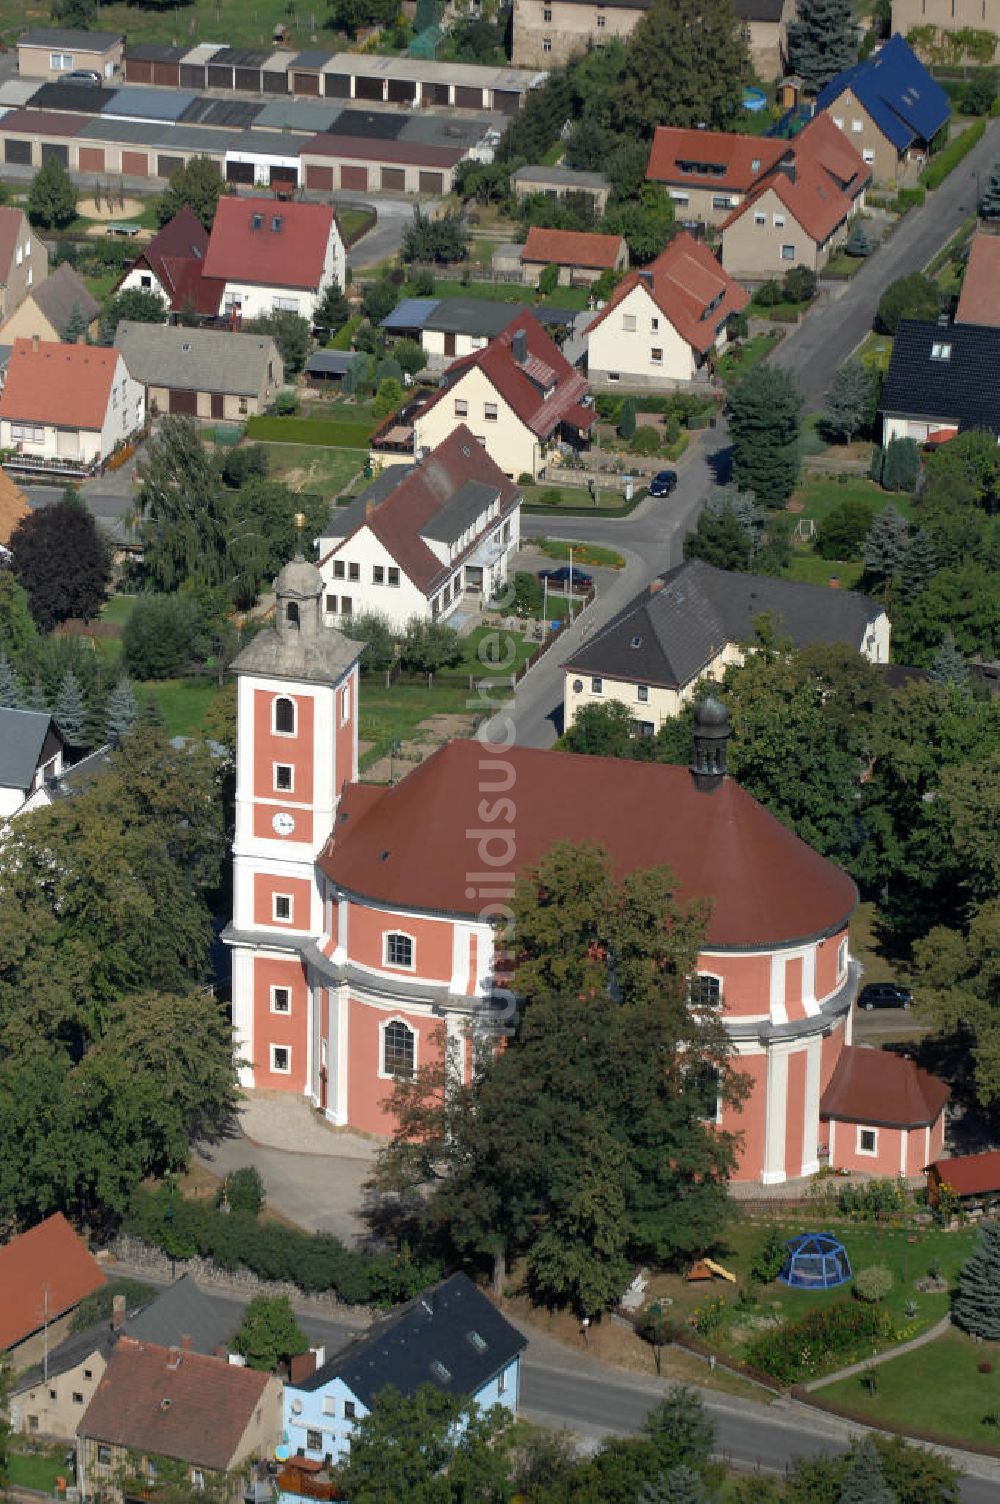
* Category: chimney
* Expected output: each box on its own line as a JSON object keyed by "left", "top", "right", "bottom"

{"left": 112, "top": 1294, "right": 126, "bottom": 1331}
{"left": 689, "top": 695, "right": 731, "bottom": 793}
{"left": 366, "top": 498, "right": 375, "bottom": 519}
{"left": 167, "top": 1345, "right": 182, "bottom": 1369}
{"left": 31, "top": 333, "right": 40, "bottom": 353}
{"left": 511, "top": 328, "right": 527, "bottom": 365}
{"left": 76, "top": 334, "right": 86, "bottom": 346}
{"left": 648, "top": 579, "right": 664, "bottom": 596}
{"left": 180, "top": 1334, "right": 193, "bottom": 1353}
{"left": 214, "top": 1345, "right": 228, "bottom": 1360}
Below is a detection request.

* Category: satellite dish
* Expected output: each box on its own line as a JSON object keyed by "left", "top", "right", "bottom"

{"left": 275, "top": 1445, "right": 291, "bottom": 1462}
{"left": 291, "top": 1400, "right": 303, "bottom": 1414}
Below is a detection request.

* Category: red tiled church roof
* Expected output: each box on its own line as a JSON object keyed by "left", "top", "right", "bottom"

{"left": 587, "top": 231, "right": 748, "bottom": 355}
{"left": 0, "top": 1213, "right": 105, "bottom": 1351}
{"left": 203, "top": 197, "right": 336, "bottom": 291}
{"left": 821, "top": 1045, "right": 949, "bottom": 1128}
{"left": 521, "top": 227, "right": 625, "bottom": 270}
{"left": 320, "top": 741, "right": 857, "bottom": 948}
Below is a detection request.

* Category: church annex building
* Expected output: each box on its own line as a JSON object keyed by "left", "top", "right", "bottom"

{"left": 224, "top": 558, "right": 947, "bottom": 1186}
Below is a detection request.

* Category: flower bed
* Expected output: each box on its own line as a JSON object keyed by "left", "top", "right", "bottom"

{"left": 745, "top": 1299, "right": 897, "bottom": 1384}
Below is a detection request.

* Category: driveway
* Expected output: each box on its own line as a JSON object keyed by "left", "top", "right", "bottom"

{"left": 339, "top": 192, "right": 428, "bottom": 269}
{"left": 773, "top": 116, "right": 1000, "bottom": 405}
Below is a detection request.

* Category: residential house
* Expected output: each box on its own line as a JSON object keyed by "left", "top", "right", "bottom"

{"left": 0, "top": 337, "right": 145, "bottom": 474}
{"left": 955, "top": 233, "right": 1000, "bottom": 327}
{"left": 720, "top": 112, "right": 869, "bottom": 280}
{"left": 113, "top": 323, "right": 283, "bottom": 419}
{"left": 519, "top": 227, "right": 628, "bottom": 287}
{"left": 0, "top": 262, "right": 99, "bottom": 345}
{"left": 511, "top": 0, "right": 650, "bottom": 68}
{"left": 561, "top": 558, "right": 890, "bottom": 732}
{"left": 0, "top": 1213, "right": 104, "bottom": 1367}
{"left": 892, "top": 0, "right": 1000, "bottom": 55}
{"left": 370, "top": 311, "right": 594, "bottom": 480}
{"left": 77, "top": 1338, "right": 283, "bottom": 1503}
{"left": 820, "top": 1045, "right": 948, "bottom": 1175}
{"left": 382, "top": 295, "right": 577, "bottom": 370}
{"left": 0, "top": 467, "right": 29, "bottom": 556}
{"left": 10, "top": 1275, "right": 239, "bottom": 1442}
{"left": 879, "top": 317, "right": 1000, "bottom": 443}
{"left": 114, "top": 205, "right": 225, "bottom": 320}
{"left": 318, "top": 425, "right": 522, "bottom": 629}
{"left": 0, "top": 709, "right": 67, "bottom": 820}
{"left": 585, "top": 230, "right": 748, "bottom": 389}
{"left": 646, "top": 128, "right": 787, "bottom": 227}
{"left": 0, "top": 206, "right": 48, "bottom": 324}
{"left": 733, "top": 0, "right": 795, "bottom": 80}
{"left": 202, "top": 197, "right": 345, "bottom": 325}
{"left": 511, "top": 163, "right": 611, "bottom": 213}
{"left": 814, "top": 34, "right": 950, "bottom": 183}
{"left": 925, "top": 1150, "right": 1000, "bottom": 1208}
{"left": 17, "top": 27, "right": 124, "bottom": 81}
{"left": 283, "top": 1273, "right": 526, "bottom": 1464}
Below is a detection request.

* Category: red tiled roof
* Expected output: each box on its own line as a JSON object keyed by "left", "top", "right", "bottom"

{"left": 0, "top": 1213, "right": 105, "bottom": 1351}
{"left": 79, "top": 1338, "right": 274, "bottom": 1470}
{"left": 202, "top": 197, "right": 335, "bottom": 292}
{"left": 521, "top": 227, "right": 625, "bottom": 270}
{"left": 323, "top": 425, "right": 520, "bottom": 594}
{"left": 956, "top": 234, "right": 1000, "bottom": 328}
{"left": 320, "top": 741, "right": 858, "bottom": 948}
{"left": 926, "top": 1150, "right": 1000, "bottom": 1196}
{"left": 420, "top": 311, "right": 593, "bottom": 441}
{"left": 0, "top": 338, "right": 120, "bottom": 429}
{"left": 723, "top": 114, "right": 869, "bottom": 246}
{"left": 647, "top": 126, "right": 786, "bottom": 191}
{"left": 117, "top": 205, "right": 224, "bottom": 314}
{"left": 301, "top": 134, "right": 464, "bottom": 169}
{"left": 820, "top": 1045, "right": 949, "bottom": 1128}
{"left": 587, "top": 231, "right": 748, "bottom": 356}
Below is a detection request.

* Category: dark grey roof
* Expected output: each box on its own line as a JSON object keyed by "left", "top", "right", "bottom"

{"left": 178, "top": 97, "right": 263, "bottom": 129}
{"left": 105, "top": 87, "right": 196, "bottom": 123}
{"left": 423, "top": 296, "right": 530, "bottom": 338}
{"left": 114, "top": 323, "right": 281, "bottom": 397}
{"left": 33, "top": 261, "right": 100, "bottom": 336}
{"left": 305, "top": 350, "right": 361, "bottom": 376}
{"left": 879, "top": 318, "right": 1000, "bottom": 434}
{"left": 125, "top": 1275, "right": 237, "bottom": 1354}
{"left": 45, "top": 743, "right": 114, "bottom": 800}
{"left": 295, "top": 1273, "right": 525, "bottom": 1409}
{"left": 292, "top": 49, "right": 334, "bottom": 68}
{"left": 513, "top": 164, "right": 609, "bottom": 190}
{"left": 27, "top": 81, "right": 118, "bottom": 113}
{"left": 0, "top": 707, "right": 54, "bottom": 790}
{"left": 210, "top": 47, "right": 272, "bottom": 67}
{"left": 252, "top": 98, "right": 341, "bottom": 134}
{"left": 12, "top": 1319, "right": 117, "bottom": 1392}
{"left": 563, "top": 559, "right": 882, "bottom": 689}
{"left": 324, "top": 465, "right": 412, "bottom": 538}
{"left": 422, "top": 479, "right": 501, "bottom": 544}
{"left": 76, "top": 118, "right": 231, "bottom": 153}
{"left": 125, "top": 43, "right": 188, "bottom": 62}
{"left": 732, "top": 0, "right": 785, "bottom": 17}
{"left": 20, "top": 26, "right": 123, "bottom": 48}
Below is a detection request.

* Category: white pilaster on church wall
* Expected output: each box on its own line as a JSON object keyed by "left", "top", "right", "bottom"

{"left": 326, "top": 983, "right": 350, "bottom": 1126}
{"left": 801, "top": 1034, "right": 822, "bottom": 1177}
{"left": 231, "top": 947, "right": 255, "bottom": 1088}
{"left": 762, "top": 1043, "right": 790, "bottom": 1185}
{"left": 769, "top": 953, "right": 788, "bottom": 1027}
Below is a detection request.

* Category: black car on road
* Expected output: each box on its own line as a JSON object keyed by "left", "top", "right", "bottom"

{"left": 537, "top": 565, "right": 593, "bottom": 592}
{"left": 648, "top": 469, "right": 678, "bottom": 498}
{"left": 857, "top": 982, "right": 912, "bottom": 1011}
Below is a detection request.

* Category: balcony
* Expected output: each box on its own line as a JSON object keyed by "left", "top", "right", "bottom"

{"left": 276, "top": 1468, "right": 343, "bottom": 1502}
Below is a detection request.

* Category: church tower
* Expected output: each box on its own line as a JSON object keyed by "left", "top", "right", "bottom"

{"left": 227, "top": 553, "right": 362, "bottom": 1095}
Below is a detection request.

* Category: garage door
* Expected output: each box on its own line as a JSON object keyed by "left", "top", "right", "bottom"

{"left": 381, "top": 167, "right": 405, "bottom": 192}
{"left": 355, "top": 75, "right": 382, "bottom": 101}
{"left": 455, "top": 86, "right": 484, "bottom": 109}
{"left": 226, "top": 160, "right": 254, "bottom": 184}
{"left": 207, "top": 65, "right": 234, "bottom": 89}
{"left": 305, "top": 163, "right": 334, "bottom": 191}
{"left": 158, "top": 155, "right": 183, "bottom": 179}
{"left": 324, "top": 72, "right": 350, "bottom": 97}
{"left": 179, "top": 65, "right": 206, "bottom": 89}
{"left": 126, "top": 59, "right": 152, "bottom": 84}
{"left": 292, "top": 71, "right": 320, "bottom": 96}
{"left": 234, "top": 66, "right": 261, "bottom": 91}
{"left": 210, "top": 393, "right": 224, "bottom": 419}
{"left": 341, "top": 164, "right": 368, "bottom": 191}
{"left": 122, "top": 150, "right": 149, "bottom": 176}
{"left": 262, "top": 69, "right": 289, "bottom": 94}
{"left": 42, "top": 143, "right": 69, "bottom": 167}
{"left": 169, "top": 389, "right": 198, "bottom": 416}
{"left": 418, "top": 171, "right": 443, "bottom": 195}
{"left": 5, "top": 139, "right": 31, "bottom": 166}
{"left": 57, "top": 429, "right": 80, "bottom": 458}
{"left": 153, "top": 62, "right": 180, "bottom": 87}
{"left": 422, "top": 82, "right": 449, "bottom": 106}
{"left": 78, "top": 146, "right": 105, "bottom": 172}
{"left": 270, "top": 164, "right": 297, "bottom": 187}
{"left": 493, "top": 90, "right": 519, "bottom": 115}
{"left": 387, "top": 77, "right": 416, "bottom": 103}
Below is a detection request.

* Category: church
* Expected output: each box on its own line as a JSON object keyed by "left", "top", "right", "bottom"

{"left": 224, "top": 556, "right": 948, "bottom": 1185}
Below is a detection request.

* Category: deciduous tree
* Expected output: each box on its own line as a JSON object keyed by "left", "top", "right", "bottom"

{"left": 10, "top": 491, "right": 111, "bottom": 631}
{"left": 155, "top": 156, "right": 223, "bottom": 231}
{"left": 251, "top": 310, "right": 311, "bottom": 377}
{"left": 612, "top": 0, "right": 748, "bottom": 136}
{"left": 232, "top": 1295, "right": 308, "bottom": 1371}
{"left": 99, "top": 287, "right": 168, "bottom": 343}
{"left": 28, "top": 156, "right": 76, "bottom": 230}
{"left": 876, "top": 272, "right": 941, "bottom": 333}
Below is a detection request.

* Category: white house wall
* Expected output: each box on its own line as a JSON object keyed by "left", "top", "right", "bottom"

{"left": 415, "top": 366, "right": 539, "bottom": 479}
{"left": 98, "top": 355, "right": 146, "bottom": 459}
{"left": 587, "top": 282, "right": 697, "bottom": 386}
{"left": 319, "top": 524, "right": 435, "bottom": 632}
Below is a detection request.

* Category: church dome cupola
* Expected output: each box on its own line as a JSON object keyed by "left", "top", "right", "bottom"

{"left": 275, "top": 550, "right": 323, "bottom": 638}
{"left": 690, "top": 694, "right": 731, "bottom": 792}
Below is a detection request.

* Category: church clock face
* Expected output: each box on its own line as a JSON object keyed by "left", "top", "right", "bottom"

{"left": 272, "top": 811, "right": 296, "bottom": 837}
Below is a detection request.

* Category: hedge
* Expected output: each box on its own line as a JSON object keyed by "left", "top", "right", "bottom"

{"left": 125, "top": 1186, "right": 440, "bottom": 1307}
{"left": 920, "top": 119, "right": 986, "bottom": 189}
{"left": 329, "top": 315, "right": 363, "bottom": 351}
{"left": 246, "top": 415, "right": 375, "bottom": 447}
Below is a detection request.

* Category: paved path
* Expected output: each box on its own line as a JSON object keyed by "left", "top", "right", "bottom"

{"left": 773, "top": 117, "right": 1000, "bottom": 405}
{"left": 804, "top": 1313, "right": 953, "bottom": 1391}
{"left": 340, "top": 192, "right": 426, "bottom": 269}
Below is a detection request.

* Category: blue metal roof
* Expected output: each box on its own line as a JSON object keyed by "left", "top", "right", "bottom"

{"left": 380, "top": 297, "right": 440, "bottom": 332}
{"left": 815, "top": 34, "right": 950, "bottom": 153}
{"left": 105, "top": 86, "right": 196, "bottom": 122}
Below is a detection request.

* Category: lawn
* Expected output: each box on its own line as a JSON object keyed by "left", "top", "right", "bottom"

{"left": 339, "top": 207, "right": 376, "bottom": 246}
{"left": 716, "top": 331, "right": 781, "bottom": 385}
{"left": 101, "top": 595, "right": 137, "bottom": 628}
{"left": 264, "top": 444, "right": 367, "bottom": 496}
{"left": 416, "top": 278, "right": 591, "bottom": 312}
{"left": 784, "top": 554, "right": 865, "bottom": 590}
{"left": 7, "top": 1445, "right": 69, "bottom": 1493}
{"left": 819, "top": 1325, "right": 1000, "bottom": 1445}
{"left": 857, "top": 330, "right": 894, "bottom": 374}
{"left": 534, "top": 537, "right": 626, "bottom": 569}
{"left": 138, "top": 677, "right": 226, "bottom": 739}
{"left": 2, "top": 0, "right": 293, "bottom": 47}
{"left": 788, "top": 475, "right": 907, "bottom": 528}
{"left": 520, "top": 482, "right": 637, "bottom": 515}
{"left": 823, "top": 250, "right": 866, "bottom": 279}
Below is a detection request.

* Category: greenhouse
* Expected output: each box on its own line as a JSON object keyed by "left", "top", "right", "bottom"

{"left": 778, "top": 1231, "right": 852, "bottom": 1290}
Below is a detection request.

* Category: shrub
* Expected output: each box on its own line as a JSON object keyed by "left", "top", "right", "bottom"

{"left": 782, "top": 265, "right": 817, "bottom": 304}
{"left": 894, "top": 185, "right": 926, "bottom": 211}
{"left": 631, "top": 426, "right": 662, "bottom": 455}
{"left": 876, "top": 272, "right": 941, "bottom": 334}
{"left": 220, "top": 445, "right": 268, "bottom": 488}
{"left": 816, "top": 498, "right": 876, "bottom": 559}
{"left": 837, "top": 1177, "right": 908, "bottom": 1220}
{"left": 921, "top": 120, "right": 986, "bottom": 190}
{"left": 537, "top": 262, "right": 560, "bottom": 296}
{"left": 617, "top": 398, "right": 636, "bottom": 440}
{"left": 271, "top": 390, "right": 299, "bottom": 417}
{"left": 509, "top": 570, "right": 543, "bottom": 616}
{"left": 750, "top": 1226, "right": 789, "bottom": 1285}
{"left": 880, "top": 435, "right": 920, "bottom": 493}
{"left": 754, "top": 278, "right": 783, "bottom": 307}
{"left": 123, "top": 594, "right": 210, "bottom": 680}
{"left": 854, "top": 1265, "right": 894, "bottom": 1304}
{"left": 746, "top": 1300, "right": 894, "bottom": 1384}
{"left": 218, "top": 1166, "right": 265, "bottom": 1217}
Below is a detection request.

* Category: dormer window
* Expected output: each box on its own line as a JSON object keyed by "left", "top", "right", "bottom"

{"left": 930, "top": 342, "right": 951, "bottom": 361}
{"left": 430, "top": 1360, "right": 452, "bottom": 1383}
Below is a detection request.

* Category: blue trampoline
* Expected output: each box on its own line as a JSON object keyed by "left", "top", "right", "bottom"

{"left": 778, "top": 1232, "right": 852, "bottom": 1290}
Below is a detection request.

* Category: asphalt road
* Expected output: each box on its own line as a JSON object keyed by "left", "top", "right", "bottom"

{"left": 339, "top": 192, "right": 425, "bottom": 269}
{"left": 773, "top": 116, "right": 1000, "bottom": 405}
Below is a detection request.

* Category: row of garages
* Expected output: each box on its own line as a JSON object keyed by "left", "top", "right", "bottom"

{"left": 124, "top": 42, "right": 544, "bottom": 116}
{"left": 0, "top": 110, "right": 465, "bottom": 194}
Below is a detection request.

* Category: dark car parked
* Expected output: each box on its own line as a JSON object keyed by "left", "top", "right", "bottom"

{"left": 537, "top": 565, "right": 593, "bottom": 592}
{"left": 857, "top": 982, "right": 912, "bottom": 1011}
{"left": 648, "top": 469, "right": 678, "bottom": 498}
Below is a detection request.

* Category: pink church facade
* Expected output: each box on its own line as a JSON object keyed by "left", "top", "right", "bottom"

{"left": 225, "top": 558, "right": 946, "bottom": 1185}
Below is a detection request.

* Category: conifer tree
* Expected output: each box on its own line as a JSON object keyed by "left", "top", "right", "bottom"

{"left": 0, "top": 653, "right": 22, "bottom": 708}
{"left": 641, "top": 1465, "right": 707, "bottom": 1504}
{"left": 838, "top": 1436, "right": 896, "bottom": 1504}
{"left": 62, "top": 303, "right": 90, "bottom": 345}
{"left": 863, "top": 504, "right": 910, "bottom": 583}
{"left": 25, "top": 680, "right": 49, "bottom": 712}
{"left": 823, "top": 359, "right": 878, "bottom": 442}
{"left": 788, "top": 0, "right": 858, "bottom": 91}
{"left": 728, "top": 366, "right": 802, "bottom": 505}
{"left": 54, "top": 669, "right": 87, "bottom": 747}
{"left": 954, "top": 1218, "right": 1000, "bottom": 1339}
{"left": 930, "top": 631, "right": 968, "bottom": 688}
{"left": 105, "top": 676, "right": 139, "bottom": 742}
{"left": 900, "top": 528, "right": 936, "bottom": 600}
